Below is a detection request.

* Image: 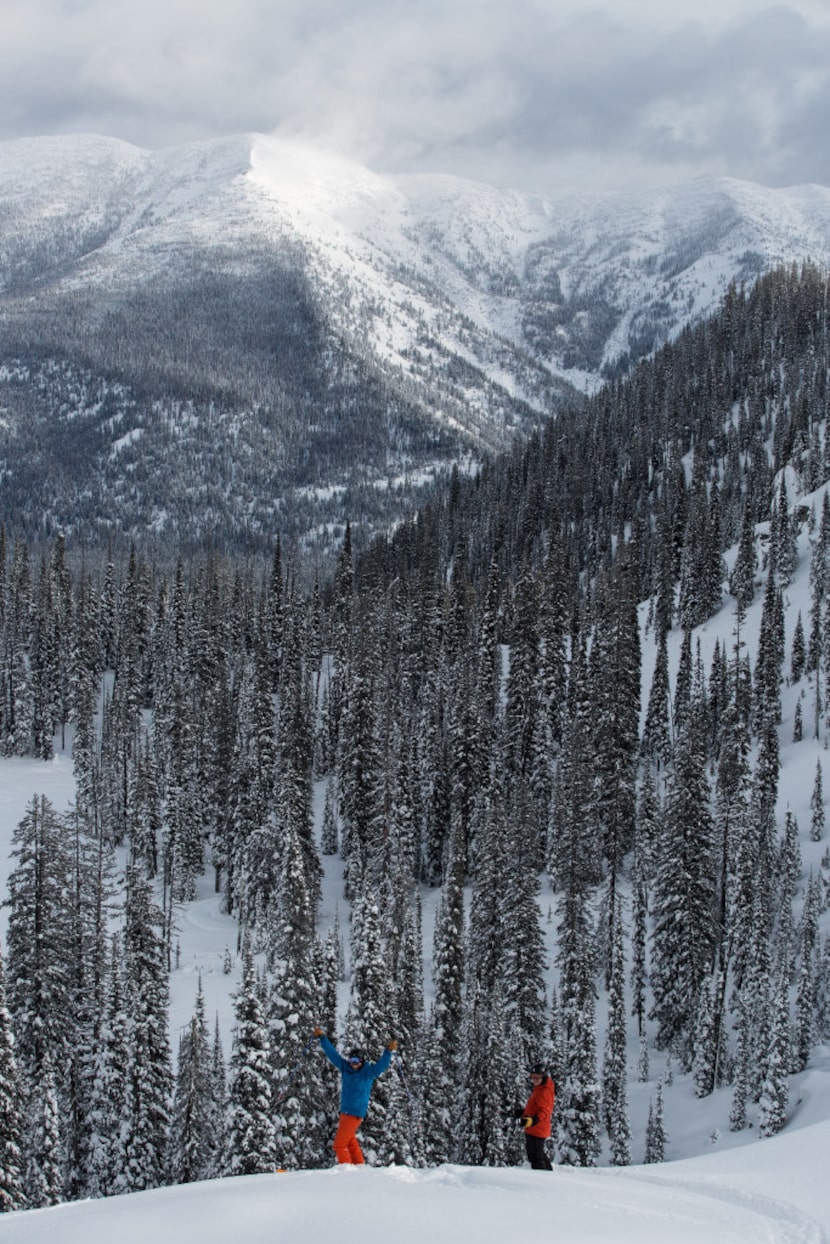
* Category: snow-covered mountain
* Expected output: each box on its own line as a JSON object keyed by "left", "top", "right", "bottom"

{"left": 5, "top": 131, "right": 830, "bottom": 383}
{"left": 2, "top": 132, "right": 830, "bottom": 554}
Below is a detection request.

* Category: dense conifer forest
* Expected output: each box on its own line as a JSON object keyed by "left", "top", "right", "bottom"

{"left": 1, "top": 262, "right": 829, "bottom": 1205}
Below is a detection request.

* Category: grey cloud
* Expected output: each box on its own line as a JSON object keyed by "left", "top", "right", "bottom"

{"left": 0, "top": 0, "right": 828, "bottom": 194}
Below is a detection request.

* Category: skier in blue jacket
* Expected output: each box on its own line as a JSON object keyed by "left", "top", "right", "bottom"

{"left": 313, "top": 1027, "right": 396, "bottom": 1163}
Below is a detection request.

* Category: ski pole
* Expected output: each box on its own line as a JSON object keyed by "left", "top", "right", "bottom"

{"left": 393, "top": 1051, "right": 423, "bottom": 1135}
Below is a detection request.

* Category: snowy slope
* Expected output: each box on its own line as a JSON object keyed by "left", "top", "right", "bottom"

{"left": 2, "top": 1118, "right": 830, "bottom": 1244}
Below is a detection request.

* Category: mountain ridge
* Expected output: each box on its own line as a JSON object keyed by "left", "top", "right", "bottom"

{"left": 2, "top": 132, "right": 830, "bottom": 557}
{"left": 5, "top": 132, "right": 830, "bottom": 385}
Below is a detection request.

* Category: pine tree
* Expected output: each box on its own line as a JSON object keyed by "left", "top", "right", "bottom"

{"left": 337, "top": 638, "right": 386, "bottom": 894}
{"left": 549, "top": 629, "right": 601, "bottom": 899}
{"left": 267, "top": 823, "right": 321, "bottom": 1171}
{"left": 499, "top": 806, "right": 548, "bottom": 1071}
{"left": 729, "top": 507, "right": 757, "bottom": 608}
{"left": 641, "top": 631, "right": 671, "bottom": 766}
{"left": 344, "top": 883, "right": 395, "bottom": 1162}
{"left": 320, "top": 776, "right": 339, "bottom": 856}
{"left": 547, "top": 988, "right": 564, "bottom": 1151}
{"left": 777, "top": 810, "right": 801, "bottom": 950}
{"left": 650, "top": 709, "right": 717, "bottom": 1062}
{"left": 814, "top": 936, "right": 830, "bottom": 1042}
{"left": 210, "top": 1017, "right": 227, "bottom": 1175}
{"left": 791, "top": 612, "right": 806, "bottom": 682}
{"left": 71, "top": 574, "right": 103, "bottom": 836}
{"left": 226, "top": 640, "right": 277, "bottom": 928}
{"left": 758, "top": 975, "right": 791, "bottom": 1138}
{"left": 163, "top": 676, "right": 205, "bottom": 905}
{"left": 168, "top": 979, "right": 220, "bottom": 1184}
{"left": 5, "top": 795, "right": 73, "bottom": 1084}
{"left": 590, "top": 560, "right": 640, "bottom": 969}
{"left": 23, "top": 1050, "right": 62, "bottom": 1208}
{"left": 754, "top": 565, "right": 784, "bottom": 729}
{"left": 772, "top": 476, "right": 798, "bottom": 587}
{"left": 691, "top": 973, "right": 723, "bottom": 1098}
{"left": 62, "top": 809, "right": 119, "bottom": 1200}
{"left": 810, "top": 760, "right": 825, "bottom": 842}
{"left": 86, "top": 938, "right": 129, "bottom": 1199}
{"left": 429, "top": 825, "right": 465, "bottom": 1163}
{"left": 557, "top": 884, "right": 601, "bottom": 1169}
{"left": 0, "top": 947, "right": 24, "bottom": 1213}
{"left": 558, "top": 991, "right": 601, "bottom": 1168}
{"left": 643, "top": 1081, "right": 667, "bottom": 1163}
{"left": 458, "top": 981, "right": 523, "bottom": 1167}
{"left": 673, "top": 629, "right": 693, "bottom": 738}
{"left": 120, "top": 868, "right": 172, "bottom": 1193}
{"left": 793, "top": 951, "right": 816, "bottom": 1073}
{"left": 601, "top": 902, "right": 630, "bottom": 1165}
{"left": 502, "top": 566, "right": 540, "bottom": 798}
{"left": 729, "top": 1000, "right": 750, "bottom": 1132}
{"left": 793, "top": 699, "right": 804, "bottom": 742}
{"left": 224, "top": 940, "right": 276, "bottom": 1176}
{"left": 275, "top": 623, "right": 321, "bottom": 906}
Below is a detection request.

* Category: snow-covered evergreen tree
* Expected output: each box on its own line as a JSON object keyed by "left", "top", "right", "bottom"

{"left": 344, "top": 883, "right": 395, "bottom": 1162}
{"left": 650, "top": 707, "right": 716, "bottom": 1063}
{"left": 86, "top": 938, "right": 129, "bottom": 1199}
{"left": 601, "top": 902, "right": 631, "bottom": 1165}
{"left": 224, "top": 940, "right": 276, "bottom": 1176}
{"left": 810, "top": 759, "right": 825, "bottom": 842}
{"left": 0, "top": 947, "right": 24, "bottom": 1212}
{"left": 643, "top": 1081, "right": 667, "bottom": 1163}
{"left": 758, "top": 975, "right": 791, "bottom": 1138}
{"left": 23, "top": 1050, "right": 62, "bottom": 1208}
{"left": 120, "top": 868, "right": 173, "bottom": 1193}
{"left": 168, "top": 978, "right": 221, "bottom": 1184}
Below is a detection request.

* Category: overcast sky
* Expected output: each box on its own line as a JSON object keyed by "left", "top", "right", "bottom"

{"left": 2, "top": 0, "right": 829, "bottom": 197}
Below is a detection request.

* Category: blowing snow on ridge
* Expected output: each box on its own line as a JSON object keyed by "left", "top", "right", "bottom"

{"left": 4, "top": 132, "right": 830, "bottom": 393}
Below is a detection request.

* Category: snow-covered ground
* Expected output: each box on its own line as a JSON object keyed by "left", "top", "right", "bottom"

{"left": 2, "top": 1117, "right": 829, "bottom": 1244}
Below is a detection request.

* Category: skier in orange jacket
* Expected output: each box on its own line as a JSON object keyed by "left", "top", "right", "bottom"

{"left": 518, "top": 1063, "right": 555, "bottom": 1169}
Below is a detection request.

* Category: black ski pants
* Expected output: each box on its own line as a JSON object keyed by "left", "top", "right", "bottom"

{"left": 525, "top": 1134, "right": 552, "bottom": 1170}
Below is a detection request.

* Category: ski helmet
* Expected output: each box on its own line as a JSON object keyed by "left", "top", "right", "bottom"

{"left": 347, "top": 1048, "right": 365, "bottom": 1065}
{"left": 530, "top": 1063, "right": 548, "bottom": 1077}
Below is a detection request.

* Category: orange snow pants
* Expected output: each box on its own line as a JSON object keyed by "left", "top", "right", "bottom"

{"left": 333, "top": 1113, "right": 365, "bottom": 1164}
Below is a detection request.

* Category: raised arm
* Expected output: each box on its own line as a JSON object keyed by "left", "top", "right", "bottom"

{"left": 370, "top": 1044, "right": 394, "bottom": 1079}
{"left": 318, "top": 1033, "right": 349, "bottom": 1073}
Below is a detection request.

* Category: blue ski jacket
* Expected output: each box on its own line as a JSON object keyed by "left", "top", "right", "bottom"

{"left": 319, "top": 1035, "right": 393, "bottom": 1118}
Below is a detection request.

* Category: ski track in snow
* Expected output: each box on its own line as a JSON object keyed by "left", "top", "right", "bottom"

{"left": 614, "top": 1169, "right": 830, "bottom": 1244}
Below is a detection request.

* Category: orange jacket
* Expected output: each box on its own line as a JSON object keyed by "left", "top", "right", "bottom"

{"left": 523, "top": 1077, "right": 555, "bottom": 1138}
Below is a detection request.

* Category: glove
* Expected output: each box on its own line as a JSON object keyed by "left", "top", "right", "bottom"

{"left": 313, "top": 1027, "right": 324, "bottom": 1038}
{"left": 523, "top": 1116, "right": 536, "bottom": 1130}
{"left": 387, "top": 1039, "right": 398, "bottom": 1051}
